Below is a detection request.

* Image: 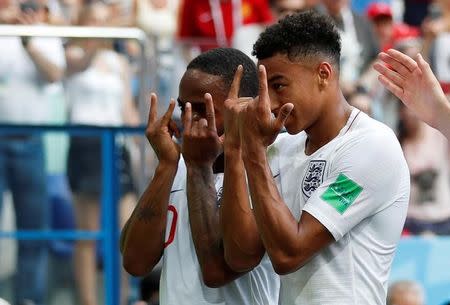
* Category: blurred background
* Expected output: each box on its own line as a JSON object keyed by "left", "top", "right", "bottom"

{"left": 0, "top": 0, "right": 449, "bottom": 305}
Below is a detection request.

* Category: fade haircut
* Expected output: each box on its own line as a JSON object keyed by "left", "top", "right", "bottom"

{"left": 187, "top": 48, "right": 259, "bottom": 97}
{"left": 252, "top": 11, "right": 341, "bottom": 69}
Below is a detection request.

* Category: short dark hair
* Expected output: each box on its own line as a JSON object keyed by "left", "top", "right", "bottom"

{"left": 252, "top": 11, "right": 341, "bottom": 68}
{"left": 187, "top": 48, "right": 259, "bottom": 97}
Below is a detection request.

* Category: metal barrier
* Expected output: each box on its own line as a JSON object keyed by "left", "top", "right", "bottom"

{"left": 0, "top": 24, "right": 155, "bottom": 124}
{"left": 0, "top": 124, "right": 144, "bottom": 305}
{"left": 0, "top": 23, "right": 153, "bottom": 305}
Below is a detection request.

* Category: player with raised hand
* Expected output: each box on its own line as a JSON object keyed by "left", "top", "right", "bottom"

{"left": 222, "top": 11, "right": 410, "bottom": 305}
{"left": 120, "top": 93, "right": 180, "bottom": 274}
{"left": 121, "top": 47, "right": 280, "bottom": 305}
{"left": 374, "top": 48, "right": 450, "bottom": 139}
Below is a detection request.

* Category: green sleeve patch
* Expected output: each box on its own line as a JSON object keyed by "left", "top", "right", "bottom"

{"left": 320, "top": 173, "right": 363, "bottom": 214}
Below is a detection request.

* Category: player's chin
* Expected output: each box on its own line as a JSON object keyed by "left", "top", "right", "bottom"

{"left": 284, "top": 116, "right": 303, "bottom": 135}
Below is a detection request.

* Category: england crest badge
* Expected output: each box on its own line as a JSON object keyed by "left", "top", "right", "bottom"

{"left": 302, "top": 160, "right": 326, "bottom": 199}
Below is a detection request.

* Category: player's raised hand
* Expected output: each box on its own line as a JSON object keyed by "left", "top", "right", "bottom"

{"left": 182, "top": 93, "right": 223, "bottom": 166}
{"left": 239, "top": 65, "right": 293, "bottom": 148}
{"left": 374, "top": 49, "right": 448, "bottom": 130}
{"left": 145, "top": 93, "right": 181, "bottom": 164}
{"left": 223, "top": 65, "right": 252, "bottom": 149}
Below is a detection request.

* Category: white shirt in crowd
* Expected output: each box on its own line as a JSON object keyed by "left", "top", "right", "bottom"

{"left": 160, "top": 158, "right": 280, "bottom": 305}
{"left": 402, "top": 122, "right": 450, "bottom": 222}
{"left": 65, "top": 50, "right": 125, "bottom": 126}
{"left": 268, "top": 108, "right": 410, "bottom": 305}
{"left": 0, "top": 36, "right": 66, "bottom": 124}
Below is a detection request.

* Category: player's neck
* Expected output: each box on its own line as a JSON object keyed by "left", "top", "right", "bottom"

{"left": 304, "top": 93, "right": 352, "bottom": 156}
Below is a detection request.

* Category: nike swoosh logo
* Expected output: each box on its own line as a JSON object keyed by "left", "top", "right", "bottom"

{"left": 273, "top": 173, "right": 280, "bottom": 178}
{"left": 170, "top": 189, "right": 183, "bottom": 194}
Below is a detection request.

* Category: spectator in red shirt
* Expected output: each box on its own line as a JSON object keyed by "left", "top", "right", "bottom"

{"left": 366, "top": 2, "right": 420, "bottom": 52}
{"left": 177, "top": 0, "right": 273, "bottom": 50}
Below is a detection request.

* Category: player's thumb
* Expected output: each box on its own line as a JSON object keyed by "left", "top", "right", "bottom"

{"left": 275, "top": 103, "right": 294, "bottom": 129}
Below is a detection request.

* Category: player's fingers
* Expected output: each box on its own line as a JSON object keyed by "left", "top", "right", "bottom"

{"left": 169, "top": 119, "right": 181, "bottom": 138}
{"left": 416, "top": 53, "right": 434, "bottom": 79}
{"left": 191, "top": 119, "right": 200, "bottom": 136}
{"left": 228, "top": 65, "right": 243, "bottom": 99}
{"left": 204, "top": 93, "right": 217, "bottom": 133}
{"left": 258, "top": 65, "right": 271, "bottom": 110}
{"left": 183, "top": 102, "right": 192, "bottom": 133}
{"left": 373, "top": 62, "right": 405, "bottom": 89}
{"left": 378, "top": 75, "right": 405, "bottom": 99}
{"left": 378, "top": 52, "right": 411, "bottom": 78}
{"left": 386, "top": 49, "right": 419, "bottom": 72}
{"left": 148, "top": 93, "right": 158, "bottom": 126}
{"left": 274, "top": 103, "right": 294, "bottom": 130}
{"left": 161, "top": 99, "right": 176, "bottom": 125}
{"left": 198, "top": 118, "right": 208, "bottom": 133}
{"left": 238, "top": 97, "right": 252, "bottom": 106}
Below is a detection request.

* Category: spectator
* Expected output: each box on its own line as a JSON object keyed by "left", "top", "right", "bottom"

{"left": 233, "top": 0, "right": 308, "bottom": 59}
{"left": 403, "top": 0, "right": 432, "bottom": 27}
{"left": 348, "top": 91, "right": 372, "bottom": 116}
{"left": 0, "top": 1, "right": 66, "bottom": 305}
{"left": 422, "top": 0, "right": 450, "bottom": 96}
{"left": 134, "top": 0, "right": 179, "bottom": 112}
{"left": 398, "top": 104, "right": 450, "bottom": 235}
{"left": 358, "top": 26, "right": 421, "bottom": 130}
{"left": 64, "top": 3, "right": 139, "bottom": 305}
{"left": 387, "top": 280, "right": 425, "bottom": 305}
{"left": 177, "top": 0, "right": 273, "bottom": 51}
{"left": 55, "top": 0, "right": 83, "bottom": 24}
{"left": 269, "top": 0, "right": 308, "bottom": 19}
{"left": 366, "top": 2, "right": 420, "bottom": 52}
{"left": 317, "top": 0, "right": 379, "bottom": 97}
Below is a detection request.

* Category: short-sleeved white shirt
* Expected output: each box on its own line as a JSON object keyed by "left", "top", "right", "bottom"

{"left": 159, "top": 158, "right": 280, "bottom": 305}
{"left": 269, "top": 109, "right": 410, "bottom": 305}
{"left": 0, "top": 36, "right": 66, "bottom": 124}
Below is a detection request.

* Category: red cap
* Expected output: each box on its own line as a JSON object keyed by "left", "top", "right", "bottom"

{"left": 366, "top": 2, "right": 393, "bottom": 20}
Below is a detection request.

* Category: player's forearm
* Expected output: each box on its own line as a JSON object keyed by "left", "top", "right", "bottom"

{"left": 25, "top": 42, "right": 64, "bottom": 83}
{"left": 186, "top": 164, "right": 242, "bottom": 287}
{"left": 242, "top": 144, "right": 305, "bottom": 273}
{"left": 221, "top": 148, "right": 264, "bottom": 272}
{"left": 121, "top": 161, "right": 177, "bottom": 276}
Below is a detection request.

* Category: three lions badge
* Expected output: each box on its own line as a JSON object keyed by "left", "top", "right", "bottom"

{"left": 302, "top": 160, "right": 326, "bottom": 199}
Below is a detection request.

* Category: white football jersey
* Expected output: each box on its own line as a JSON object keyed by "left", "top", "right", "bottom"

{"left": 269, "top": 108, "right": 410, "bottom": 305}
{"left": 159, "top": 158, "right": 280, "bottom": 305}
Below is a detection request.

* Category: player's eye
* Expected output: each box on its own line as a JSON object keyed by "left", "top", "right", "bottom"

{"left": 272, "top": 83, "right": 285, "bottom": 91}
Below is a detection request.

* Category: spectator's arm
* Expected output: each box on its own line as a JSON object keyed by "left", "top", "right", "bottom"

{"left": 119, "top": 55, "right": 140, "bottom": 126}
{"left": 25, "top": 40, "right": 64, "bottom": 83}
{"left": 374, "top": 49, "right": 450, "bottom": 139}
{"left": 64, "top": 42, "right": 98, "bottom": 77}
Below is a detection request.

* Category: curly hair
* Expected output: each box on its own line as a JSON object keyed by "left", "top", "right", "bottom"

{"left": 187, "top": 48, "right": 259, "bottom": 98}
{"left": 252, "top": 11, "right": 341, "bottom": 68}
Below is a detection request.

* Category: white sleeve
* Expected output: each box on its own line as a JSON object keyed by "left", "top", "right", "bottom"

{"left": 32, "top": 37, "right": 66, "bottom": 69}
{"left": 303, "top": 130, "right": 410, "bottom": 241}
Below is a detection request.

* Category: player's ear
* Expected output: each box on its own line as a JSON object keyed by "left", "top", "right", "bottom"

{"left": 317, "top": 62, "right": 332, "bottom": 89}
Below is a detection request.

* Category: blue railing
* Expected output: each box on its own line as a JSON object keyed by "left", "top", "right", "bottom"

{"left": 2, "top": 125, "right": 450, "bottom": 305}
{"left": 0, "top": 124, "right": 145, "bottom": 305}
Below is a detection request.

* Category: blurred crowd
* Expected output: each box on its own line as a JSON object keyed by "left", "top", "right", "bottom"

{"left": 0, "top": 0, "right": 450, "bottom": 305}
